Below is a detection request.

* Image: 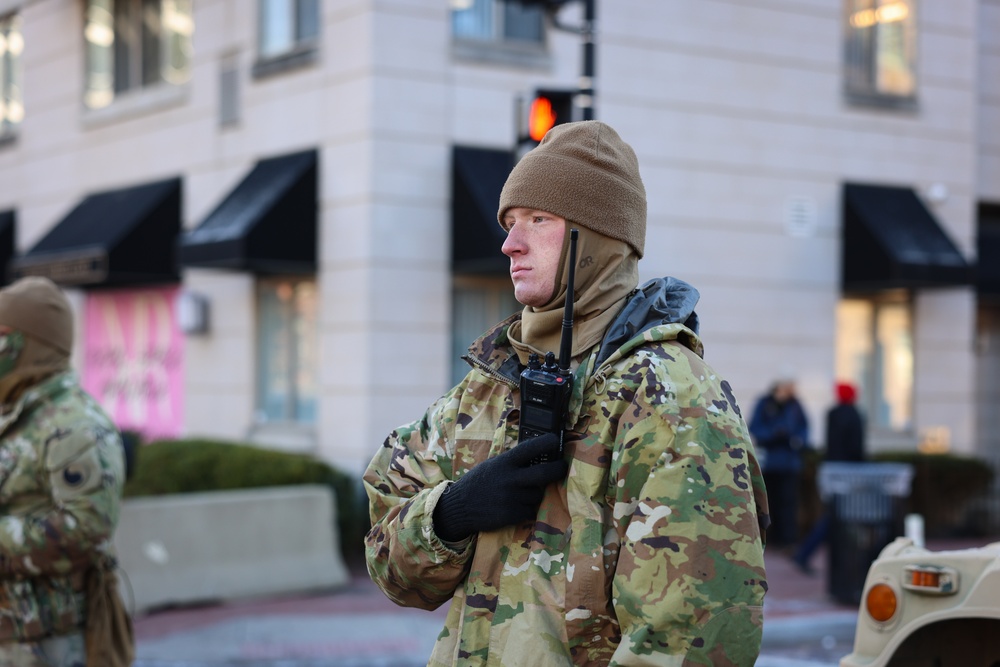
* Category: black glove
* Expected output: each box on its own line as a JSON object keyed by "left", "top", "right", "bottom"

{"left": 433, "top": 433, "right": 568, "bottom": 543}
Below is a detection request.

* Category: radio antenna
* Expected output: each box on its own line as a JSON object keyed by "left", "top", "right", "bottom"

{"left": 557, "top": 229, "right": 578, "bottom": 373}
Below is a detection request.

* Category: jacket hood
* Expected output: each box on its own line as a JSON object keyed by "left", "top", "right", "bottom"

{"left": 594, "top": 276, "right": 701, "bottom": 367}
{"left": 464, "top": 277, "right": 702, "bottom": 384}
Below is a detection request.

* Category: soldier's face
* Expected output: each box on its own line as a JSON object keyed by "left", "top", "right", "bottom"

{"left": 501, "top": 208, "right": 567, "bottom": 307}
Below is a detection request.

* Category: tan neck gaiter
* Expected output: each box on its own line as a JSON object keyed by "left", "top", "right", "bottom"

{"left": 508, "top": 224, "right": 638, "bottom": 366}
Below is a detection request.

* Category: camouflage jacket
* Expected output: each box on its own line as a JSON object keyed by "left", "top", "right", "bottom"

{"left": 0, "top": 371, "right": 125, "bottom": 642}
{"left": 365, "top": 278, "right": 769, "bottom": 666}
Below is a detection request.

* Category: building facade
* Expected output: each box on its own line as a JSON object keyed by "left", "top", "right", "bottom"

{"left": 0, "top": 0, "right": 996, "bottom": 476}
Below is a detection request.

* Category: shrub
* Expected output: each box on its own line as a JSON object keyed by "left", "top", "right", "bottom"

{"left": 123, "top": 438, "right": 366, "bottom": 563}
{"left": 870, "top": 451, "right": 995, "bottom": 538}
{"left": 797, "top": 450, "right": 996, "bottom": 540}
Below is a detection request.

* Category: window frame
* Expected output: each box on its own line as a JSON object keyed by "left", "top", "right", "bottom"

{"left": 450, "top": 0, "right": 550, "bottom": 68}
{"left": 253, "top": 0, "right": 320, "bottom": 78}
{"left": 254, "top": 275, "right": 319, "bottom": 426}
{"left": 0, "top": 12, "right": 23, "bottom": 142}
{"left": 83, "top": 0, "right": 193, "bottom": 111}
{"left": 0, "top": 11, "right": 24, "bottom": 144}
{"left": 843, "top": 0, "right": 919, "bottom": 110}
{"left": 836, "top": 291, "right": 916, "bottom": 437}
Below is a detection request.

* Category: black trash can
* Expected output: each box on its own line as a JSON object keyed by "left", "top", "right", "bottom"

{"left": 819, "top": 462, "right": 914, "bottom": 606}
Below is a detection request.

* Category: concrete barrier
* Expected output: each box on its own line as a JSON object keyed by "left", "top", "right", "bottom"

{"left": 114, "top": 485, "right": 349, "bottom": 613}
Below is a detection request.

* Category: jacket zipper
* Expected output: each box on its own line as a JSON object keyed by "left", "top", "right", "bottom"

{"left": 466, "top": 355, "right": 518, "bottom": 389}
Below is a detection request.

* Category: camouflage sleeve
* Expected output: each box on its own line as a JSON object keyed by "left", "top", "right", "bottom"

{"left": 0, "top": 423, "right": 124, "bottom": 577}
{"left": 608, "top": 348, "right": 766, "bottom": 666}
{"left": 363, "top": 383, "right": 474, "bottom": 611}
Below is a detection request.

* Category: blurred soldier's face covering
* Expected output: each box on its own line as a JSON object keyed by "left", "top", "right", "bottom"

{"left": 0, "top": 328, "right": 24, "bottom": 379}
{"left": 501, "top": 207, "right": 567, "bottom": 307}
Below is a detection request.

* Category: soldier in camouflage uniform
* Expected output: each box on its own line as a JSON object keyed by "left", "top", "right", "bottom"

{"left": 365, "top": 121, "right": 770, "bottom": 666}
{"left": 0, "top": 277, "right": 128, "bottom": 666}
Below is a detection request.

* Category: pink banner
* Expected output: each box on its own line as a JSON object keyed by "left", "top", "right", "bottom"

{"left": 82, "top": 287, "right": 184, "bottom": 440}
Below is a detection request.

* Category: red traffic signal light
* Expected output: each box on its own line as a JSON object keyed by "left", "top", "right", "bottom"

{"left": 524, "top": 89, "right": 574, "bottom": 144}
{"left": 529, "top": 96, "right": 558, "bottom": 142}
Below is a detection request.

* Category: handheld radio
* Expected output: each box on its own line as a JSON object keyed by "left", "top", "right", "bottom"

{"left": 518, "top": 228, "right": 578, "bottom": 463}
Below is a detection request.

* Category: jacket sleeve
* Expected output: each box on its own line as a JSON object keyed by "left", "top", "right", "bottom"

{"left": 363, "top": 383, "right": 474, "bottom": 611}
{"left": 0, "top": 423, "right": 124, "bottom": 577}
{"left": 607, "top": 352, "right": 767, "bottom": 666}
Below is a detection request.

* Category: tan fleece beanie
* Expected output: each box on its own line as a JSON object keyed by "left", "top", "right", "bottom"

{"left": 497, "top": 120, "right": 647, "bottom": 258}
{"left": 0, "top": 277, "right": 74, "bottom": 355}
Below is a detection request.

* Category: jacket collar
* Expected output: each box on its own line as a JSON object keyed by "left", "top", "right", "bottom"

{"left": 0, "top": 371, "right": 74, "bottom": 437}
{"left": 462, "top": 276, "right": 704, "bottom": 386}
{"left": 462, "top": 313, "right": 523, "bottom": 385}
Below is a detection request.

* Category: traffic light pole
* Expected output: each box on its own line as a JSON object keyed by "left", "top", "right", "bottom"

{"left": 517, "top": 0, "right": 597, "bottom": 121}
{"left": 579, "top": 0, "right": 596, "bottom": 120}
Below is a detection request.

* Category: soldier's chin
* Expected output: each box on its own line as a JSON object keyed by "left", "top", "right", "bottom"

{"left": 514, "top": 290, "right": 547, "bottom": 308}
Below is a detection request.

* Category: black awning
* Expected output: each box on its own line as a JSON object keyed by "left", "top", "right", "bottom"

{"left": 179, "top": 149, "right": 317, "bottom": 274}
{"left": 0, "top": 211, "right": 14, "bottom": 287}
{"left": 842, "top": 182, "right": 973, "bottom": 291}
{"left": 13, "top": 178, "right": 181, "bottom": 287}
{"left": 452, "top": 145, "right": 513, "bottom": 274}
{"left": 978, "top": 203, "right": 1000, "bottom": 296}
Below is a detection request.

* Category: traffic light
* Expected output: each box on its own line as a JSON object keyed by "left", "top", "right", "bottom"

{"left": 520, "top": 89, "right": 575, "bottom": 148}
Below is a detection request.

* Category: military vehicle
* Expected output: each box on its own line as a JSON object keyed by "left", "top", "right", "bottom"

{"left": 840, "top": 537, "right": 1000, "bottom": 667}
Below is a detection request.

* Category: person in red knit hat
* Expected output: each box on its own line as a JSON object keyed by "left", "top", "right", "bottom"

{"left": 793, "top": 381, "right": 866, "bottom": 574}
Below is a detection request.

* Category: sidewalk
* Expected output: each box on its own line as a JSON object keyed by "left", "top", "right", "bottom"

{"left": 133, "top": 561, "right": 447, "bottom": 666}
{"left": 130, "top": 539, "right": 986, "bottom": 666}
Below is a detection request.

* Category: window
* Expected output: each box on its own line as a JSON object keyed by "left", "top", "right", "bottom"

{"left": 255, "top": 278, "right": 318, "bottom": 424}
{"left": 452, "top": 277, "right": 521, "bottom": 385}
{"left": 836, "top": 297, "right": 913, "bottom": 432}
{"left": 258, "top": 0, "right": 319, "bottom": 61}
{"left": 451, "top": 0, "right": 544, "bottom": 45}
{"left": 844, "top": 0, "right": 917, "bottom": 105}
{"left": 84, "top": 0, "right": 193, "bottom": 110}
{"left": 0, "top": 13, "right": 23, "bottom": 138}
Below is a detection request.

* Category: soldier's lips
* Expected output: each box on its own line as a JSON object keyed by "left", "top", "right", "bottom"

{"left": 510, "top": 266, "right": 530, "bottom": 279}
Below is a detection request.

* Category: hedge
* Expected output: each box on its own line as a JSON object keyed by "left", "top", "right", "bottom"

{"left": 870, "top": 450, "right": 995, "bottom": 538}
{"left": 123, "top": 438, "right": 367, "bottom": 563}
{"left": 798, "top": 449, "right": 996, "bottom": 539}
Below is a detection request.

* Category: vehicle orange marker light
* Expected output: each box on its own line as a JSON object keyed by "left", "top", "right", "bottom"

{"left": 902, "top": 564, "right": 958, "bottom": 595}
{"left": 866, "top": 583, "right": 897, "bottom": 622}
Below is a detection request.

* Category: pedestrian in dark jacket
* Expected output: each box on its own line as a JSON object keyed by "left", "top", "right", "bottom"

{"left": 749, "top": 377, "right": 810, "bottom": 548}
{"left": 825, "top": 382, "right": 865, "bottom": 463}
{"left": 793, "top": 382, "right": 866, "bottom": 574}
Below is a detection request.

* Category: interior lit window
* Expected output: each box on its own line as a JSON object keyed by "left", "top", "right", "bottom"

{"left": 844, "top": 0, "right": 917, "bottom": 105}
{"left": 256, "top": 277, "right": 318, "bottom": 424}
{"left": 258, "top": 0, "right": 318, "bottom": 60}
{"left": 84, "top": 0, "right": 193, "bottom": 110}
{"left": 452, "top": 277, "right": 521, "bottom": 386}
{"left": 836, "top": 297, "right": 914, "bottom": 432}
{"left": 451, "top": 0, "right": 544, "bottom": 45}
{"left": 0, "top": 13, "right": 24, "bottom": 137}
